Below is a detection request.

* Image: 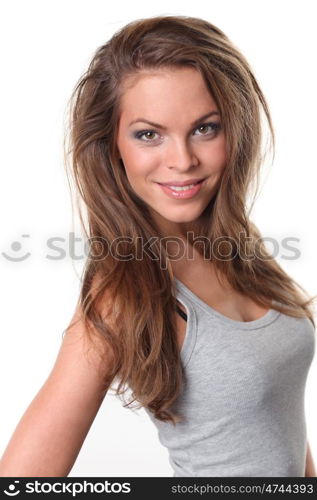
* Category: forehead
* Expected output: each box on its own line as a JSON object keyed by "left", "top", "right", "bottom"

{"left": 118, "top": 67, "right": 217, "bottom": 118}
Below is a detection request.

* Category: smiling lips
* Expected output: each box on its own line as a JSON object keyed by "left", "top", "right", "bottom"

{"left": 157, "top": 178, "right": 205, "bottom": 199}
{"left": 158, "top": 177, "right": 205, "bottom": 187}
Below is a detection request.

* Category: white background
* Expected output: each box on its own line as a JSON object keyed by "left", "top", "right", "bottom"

{"left": 0, "top": 0, "right": 316, "bottom": 476}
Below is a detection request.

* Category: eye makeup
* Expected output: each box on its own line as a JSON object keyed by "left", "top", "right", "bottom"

{"left": 132, "top": 121, "right": 222, "bottom": 143}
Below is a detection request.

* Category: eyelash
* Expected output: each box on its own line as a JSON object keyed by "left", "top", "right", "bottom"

{"left": 134, "top": 122, "right": 221, "bottom": 143}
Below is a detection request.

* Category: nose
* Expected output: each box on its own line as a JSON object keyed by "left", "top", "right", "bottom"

{"left": 165, "top": 138, "right": 199, "bottom": 170}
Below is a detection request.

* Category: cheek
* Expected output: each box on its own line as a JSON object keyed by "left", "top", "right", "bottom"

{"left": 204, "top": 138, "right": 227, "bottom": 169}
{"left": 121, "top": 162, "right": 150, "bottom": 197}
{"left": 122, "top": 148, "right": 158, "bottom": 182}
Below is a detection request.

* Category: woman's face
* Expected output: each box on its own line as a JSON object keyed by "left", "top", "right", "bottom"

{"left": 116, "top": 66, "right": 227, "bottom": 237}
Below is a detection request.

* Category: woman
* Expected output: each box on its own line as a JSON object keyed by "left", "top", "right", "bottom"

{"left": 0, "top": 15, "right": 316, "bottom": 477}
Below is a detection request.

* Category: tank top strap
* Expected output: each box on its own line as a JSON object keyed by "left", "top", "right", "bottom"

{"left": 174, "top": 278, "right": 198, "bottom": 367}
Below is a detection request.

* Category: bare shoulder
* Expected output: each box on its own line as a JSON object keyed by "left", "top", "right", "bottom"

{"left": 59, "top": 273, "right": 116, "bottom": 386}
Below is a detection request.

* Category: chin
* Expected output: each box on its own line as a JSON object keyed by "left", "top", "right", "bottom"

{"left": 160, "top": 211, "right": 203, "bottom": 224}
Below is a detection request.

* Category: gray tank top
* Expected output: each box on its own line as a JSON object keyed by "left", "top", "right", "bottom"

{"left": 145, "top": 277, "right": 316, "bottom": 477}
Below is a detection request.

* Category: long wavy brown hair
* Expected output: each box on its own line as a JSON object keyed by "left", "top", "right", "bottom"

{"left": 63, "top": 15, "right": 316, "bottom": 424}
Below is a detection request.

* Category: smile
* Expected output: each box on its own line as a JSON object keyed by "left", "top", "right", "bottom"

{"left": 157, "top": 179, "right": 205, "bottom": 199}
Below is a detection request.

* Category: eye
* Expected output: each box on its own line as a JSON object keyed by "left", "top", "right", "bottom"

{"left": 134, "top": 121, "right": 221, "bottom": 143}
{"left": 193, "top": 122, "right": 221, "bottom": 136}
{"left": 134, "top": 130, "right": 160, "bottom": 142}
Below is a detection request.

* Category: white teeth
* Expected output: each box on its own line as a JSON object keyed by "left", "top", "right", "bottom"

{"left": 167, "top": 183, "right": 196, "bottom": 191}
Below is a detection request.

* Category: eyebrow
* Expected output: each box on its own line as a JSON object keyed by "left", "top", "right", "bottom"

{"left": 128, "top": 111, "right": 220, "bottom": 129}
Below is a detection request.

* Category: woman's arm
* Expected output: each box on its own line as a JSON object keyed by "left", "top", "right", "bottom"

{"left": 305, "top": 440, "right": 316, "bottom": 477}
{"left": 0, "top": 301, "right": 115, "bottom": 477}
